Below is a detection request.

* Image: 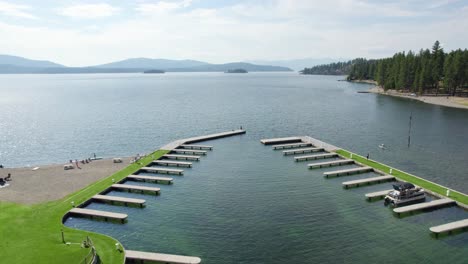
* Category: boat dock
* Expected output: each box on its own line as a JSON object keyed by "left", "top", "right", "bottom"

{"left": 172, "top": 149, "right": 207, "bottom": 155}
{"left": 69, "top": 208, "right": 127, "bottom": 223}
{"left": 112, "top": 184, "right": 160, "bottom": 195}
{"left": 430, "top": 219, "right": 468, "bottom": 237}
{"left": 283, "top": 147, "right": 324, "bottom": 156}
{"left": 308, "top": 159, "right": 354, "bottom": 169}
{"left": 365, "top": 189, "right": 393, "bottom": 200}
{"left": 273, "top": 142, "right": 312, "bottom": 150}
{"left": 393, "top": 198, "right": 456, "bottom": 215}
{"left": 324, "top": 166, "right": 373, "bottom": 178}
{"left": 260, "top": 137, "right": 302, "bottom": 145}
{"left": 294, "top": 153, "right": 338, "bottom": 162}
{"left": 92, "top": 195, "right": 145, "bottom": 207}
{"left": 125, "top": 250, "right": 201, "bottom": 264}
{"left": 153, "top": 160, "right": 193, "bottom": 167}
{"left": 180, "top": 144, "right": 213, "bottom": 150}
{"left": 163, "top": 154, "right": 201, "bottom": 161}
{"left": 342, "top": 175, "right": 395, "bottom": 188}
{"left": 141, "top": 167, "right": 184, "bottom": 175}
{"left": 127, "top": 175, "right": 173, "bottom": 184}
{"left": 161, "top": 129, "right": 245, "bottom": 150}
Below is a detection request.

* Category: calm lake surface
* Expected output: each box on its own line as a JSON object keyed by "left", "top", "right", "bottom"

{"left": 1, "top": 73, "right": 467, "bottom": 263}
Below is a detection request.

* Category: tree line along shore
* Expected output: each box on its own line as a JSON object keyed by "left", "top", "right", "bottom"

{"left": 301, "top": 41, "right": 468, "bottom": 96}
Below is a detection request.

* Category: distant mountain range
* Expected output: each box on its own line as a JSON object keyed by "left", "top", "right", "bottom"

{"left": 248, "top": 58, "right": 349, "bottom": 71}
{"left": 0, "top": 55, "right": 292, "bottom": 73}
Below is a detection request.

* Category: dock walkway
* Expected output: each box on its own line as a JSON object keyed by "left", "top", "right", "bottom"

{"left": 127, "top": 175, "right": 173, "bottom": 184}
{"left": 294, "top": 153, "right": 338, "bottom": 162}
{"left": 273, "top": 142, "right": 312, "bottom": 150}
{"left": 112, "top": 184, "right": 160, "bottom": 194}
{"left": 126, "top": 250, "right": 201, "bottom": 264}
{"left": 365, "top": 189, "right": 393, "bottom": 200}
{"left": 260, "top": 137, "right": 302, "bottom": 145}
{"left": 69, "top": 208, "right": 127, "bottom": 223}
{"left": 430, "top": 219, "right": 468, "bottom": 236}
{"left": 153, "top": 160, "right": 192, "bottom": 167}
{"left": 92, "top": 195, "right": 145, "bottom": 207}
{"left": 141, "top": 167, "right": 184, "bottom": 175}
{"left": 180, "top": 144, "right": 213, "bottom": 150}
{"left": 283, "top": 147, "right": 324, "bottom": 156}
{"left": 324, "top": 166, "right": 373, "bottom": 178}
{"left": 308, "top": 159, "right": 354, "bottom": 169}
{"left": 342, "top": 175, "right": 395, "bottom": 188}
{"left": 161, "top": 129, "right": 245, "bottom": 150}
{"left": 394, "top": 198, "right": 455, "bottom": 214}
{"left": 163, "top": 154, "right": 200, "bottom": 161}
{"left": 172, "top": 149, "right": 207, "bottom": 155}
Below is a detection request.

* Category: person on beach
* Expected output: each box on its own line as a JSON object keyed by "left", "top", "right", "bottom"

{"left": 75, "top": 159, "right": 81, "bottom": 169}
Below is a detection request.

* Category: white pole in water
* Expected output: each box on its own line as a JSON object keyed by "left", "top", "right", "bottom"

{"left": 446, "top": 189, "right": 450, "bottom": 197}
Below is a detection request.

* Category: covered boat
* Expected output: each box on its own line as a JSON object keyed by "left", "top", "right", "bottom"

{"left": 384, "top": 182, "right": 425, "bottom": 207}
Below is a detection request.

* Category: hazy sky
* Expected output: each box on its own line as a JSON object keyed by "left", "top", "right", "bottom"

{"left": 0, "top": 0, "right": 467, "bottom": 66}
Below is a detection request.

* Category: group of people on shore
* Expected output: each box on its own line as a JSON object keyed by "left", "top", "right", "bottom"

{"left": 69, "top": 153, "right": 98, "bottom": 169}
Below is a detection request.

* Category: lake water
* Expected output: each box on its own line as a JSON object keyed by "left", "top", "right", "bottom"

{"left": 1, "top": 73, "right": 467, "bottom": 263}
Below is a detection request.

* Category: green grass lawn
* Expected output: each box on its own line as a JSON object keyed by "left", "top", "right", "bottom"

{"left": 336, "top": 149, "right": 468, "bottom": 205}
{"left": 0, "top": 149, "right": 169, "bottom": 264}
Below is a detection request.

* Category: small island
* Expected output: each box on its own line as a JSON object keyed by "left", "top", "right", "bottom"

{"left": 143, "top": 69, "right": 165, "bottom": 74}
{"left": 225, "top": 68, "right": 248, "bottom": 73}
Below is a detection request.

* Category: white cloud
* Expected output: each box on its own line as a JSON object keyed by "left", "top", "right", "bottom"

{"left": 0, "top": 1, "right": 36, "bottom": 19}
{"left": 135, "top": 0, "right": 192, "bottom": 15}
{"left": 58, "top": 3, "right": 120, "bottom": 19}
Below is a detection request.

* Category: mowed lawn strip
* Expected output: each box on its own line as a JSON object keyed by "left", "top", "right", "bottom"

{"left": 0, "top": 149, "right": 169, "bottom": 264}
{"left": 335, "top": 149, "right": 468, "bottom": 205}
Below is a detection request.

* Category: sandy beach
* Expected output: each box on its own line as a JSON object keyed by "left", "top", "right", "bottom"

{"left": 366, "top": 86, "right": 468, "bottom": 110}
{"left": 0, "top": 157, "right": 132, "bottom": 205}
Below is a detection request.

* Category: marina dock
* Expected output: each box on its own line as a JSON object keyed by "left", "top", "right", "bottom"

{"left": 283, "top": 147, "right": 324, "bottom": 156}
{"left": 365, "top": 189, "right": 393, "bottom": 200}
{"left": 92, "top": 195, "right": 145, "bottom": 207}
{"left": 112, "top": 184, "right": 160, "bottom": 195}
{"left": 126, "top": 250, "right": 201, "bottom": 264}
{"left": 141, "top": 167, "right": 184, "bottom": 175}
{"left": 161, "top": 129, "right": 245, "bottom": 150}
{"left": 153, "top": 160, "right": 193, "bottom": 167}
{"left": 294, "top": 153, "right": 338, "bottom": 162}
{"left": 308, "top": 159, "right": 354, "bottom": 169}
{"left": 127, "top": 175, "right": 173, "bottom": 184}
{"left": 172, "top": 149, "right": 207, "bottom": 155}
{"left": 430, "top": 219, "right": 468, "bottom": 237}
{"left": 273, "top": 142, "right": 312, "bottom": 150}
{"left": 260, "top": 137, "right": 302, "bottom": 145}
{"left": 163, "top": 154, "right": 201, "bottom": 161}
{"left": 394, "top": 198, "right": 456, "bottom": 215}
{"left": 69, "top": 208, "right": 127, "bottom": 223}
{"left": 324, "top": 166, "right": 373, "bottom": 178}
{"left": 342, "top": 175, "right": 395, "bottom": 188}
{"left": 180, "top": 144, "right": 213, "bottom": 150}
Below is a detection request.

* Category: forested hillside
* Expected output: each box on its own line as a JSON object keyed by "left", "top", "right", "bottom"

{"left": 301, "top": 41, "right": 468, "bottom": 96}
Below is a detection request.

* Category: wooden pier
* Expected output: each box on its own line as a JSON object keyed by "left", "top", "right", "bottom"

{"left": 294, "top": 153, "right": 338, "bottom": 162}
{"left": 141, "top": 167, "right": 184, "bottom": 175}
{"left": 260, "top": 137, "right": 302, "bottom": 145}
{"left": 92, "top": 195, "right": 145, "bottom": 207}
{"left": 308, "top": 159, "right": 354, "bottom": 169}
{"left": 273, "top": 142, "right": 312, "bottom": 150}
{"left": 172, "top": 149, "right": 207, "bottom": 155}
{"left": 393, "top": 198, "right": 456, "bottom": 215}
{"left": 365, "top": 189, "right": 393, "bottom": 200}
{"left": 283, "top": 147, "right": 324, "bottom": 156}
{"left": 112, "top": 184, "right": 160, "bottom": 195}
{"left": 127, "top": 175, "right": 173, "bottom": 184}
{"left": 324, "top": 166, "right": 373, "bottom": 178}
{"left": 153, "top": 160, "right": 192, "bottom": 167}
{"left": 342, "top": 175, "right": 395, "bottom": 188}
{"left": 69, "top": 208, "right": 127, "bottom": 223}
{"left": 126, "top": 250, "right": 201, "bottom": 264}
{"left": 430, "top": 219, "right": 468, "bottom": 237}
{"left": 180, "top": 144, "right": 213, "bottom": 150}
{"left": 163, "top": 154, "right": 200, "bottom": 161}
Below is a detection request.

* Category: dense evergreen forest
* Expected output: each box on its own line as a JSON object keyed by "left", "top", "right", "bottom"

{"left": 301, "top": 41, "right": 468, "bottom": 96}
